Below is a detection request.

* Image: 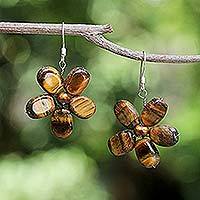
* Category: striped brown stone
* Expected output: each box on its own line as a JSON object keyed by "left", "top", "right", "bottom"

{"left": 134, "top": 124, "right": 149, "bottom": 137}
{"left": 56, "top": 91, "right": 72, "bottom": 105}
{"left": 51, "top": 108, "right": 73, "bottom": 139}
{"left": 69, "top": 96, "right": 96, "bottom": 119}
{"left": 64, "top": 67, "right": 90, "bottom": 96}
{"left": 141, "top": 97, "right": 168, "bottom": 127}
{"left": 108, "top": 130, "right": 136, "bottom": 156}
{"left": 114, "top": 100, "right": 139, "bottom": 129}
{"left": 135, "top": 138, "right": 160, "bottom": 168}
{"left": 37, "top": 66, "right": 63, "bottom": 94}
{"left": 150, "top": 125, "right": 179, "bottom": 147}
{"left": 25, "top": 94, "right": 55, "bottom": 119}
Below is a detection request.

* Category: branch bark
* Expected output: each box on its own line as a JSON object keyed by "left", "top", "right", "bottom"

{"left": 0, "top": 22, "right": 199, "bottom": 64}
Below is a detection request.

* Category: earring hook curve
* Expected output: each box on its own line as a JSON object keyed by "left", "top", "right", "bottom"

{"left": 59, "top": 22, "right": 67, "bottom": 75}
{"left": 138, "top": 51, "right": 148, "bottom": 105}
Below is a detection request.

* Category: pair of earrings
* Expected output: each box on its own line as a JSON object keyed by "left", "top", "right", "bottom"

{"left": 25, "top": 23, "right": 180, "bottom": 169}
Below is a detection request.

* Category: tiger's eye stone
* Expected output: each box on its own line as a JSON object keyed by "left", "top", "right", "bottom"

{"left": 51, "top": 108, "right": 73, "bottom": 139}
{"left": 56, "top": 91, "right": 72, "bottom": 105}
{"left": 114, "top": 100, "right": 139, "bottom": 129}
{"left": 69, "top": 96, "right": 96, "bottom": 119}
{"left": 37, "top": 66, "right": 63, "bottom": 94}
{"left": 135, "top": 138, "right": 160, "bottom": 168}
{"left": 108, "top": 130, "right": 136, "bottom": 156}
{"left": 25, "top": 94, "right": 55, "bottom": 119}
{"left": 141, "top": 97, "right": 168, "bottom": 127}
{"left": 64, "top": 67, "right": 90, "bottom": 96}
{"left": 150, "top": 125, "right": 179, "bottom": 147}
{"left": 134, "top": 125, "right": 149, "bottom": 137}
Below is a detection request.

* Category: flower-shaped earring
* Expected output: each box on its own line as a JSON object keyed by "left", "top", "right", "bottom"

{"left": 25, "top": 22, "right": 96, "bottom": 139}
{"left": 25, "top": 66, "right": 96, "bottom": 139}
{"left": 108, "top": 97, "right": 179, "bottom": 168}
{"left": 108, "top": 51, "right": 180, "bottom": 168}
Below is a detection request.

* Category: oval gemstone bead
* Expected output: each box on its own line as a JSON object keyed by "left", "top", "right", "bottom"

{"left": 51, "top": 108, "right": 73, "bottom": 139}
{"left": 150, "top": 125, "right": 179, "bottom": 147}
{"left": 64, "top": 67, "right": 90, "bottom": 96}
{"left": 56, "top": 91, "right": 72, "bottom": 105}
{"left": 135, "top": 138, "right": 160, "bottom": 168}
{"left": 114, "top": 100, "right": 139, "bottom": 129}
{"left": 37, "top": 66, "right": 63, "bottom": 94}
{"left": 108, "top": 130, "right": 136, "bottom": 156}
{"left": 25, "top": 94, "right": 55, "bottom": 119}
{"left": 141, "top": 97, "right": 168, "bottom": 127}
{"left": 69, "top": 96, "right": 96, "bottom": 119}
{"left": 134, "top": 125, "right": 149, "bottom": 137}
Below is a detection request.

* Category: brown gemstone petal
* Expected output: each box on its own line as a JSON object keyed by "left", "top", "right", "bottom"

{"left": 37, "top": 66, "right": 63, "bottom": 94}
{"left": 141, "top": 97, "right": 168, "bottom": 127}
{"left": 150, "top": 125, "right": 179, "bottom": 147}
{"left": 135, "top": 138, "right": 160, "bottom": 168}
{"left": 69, "top": 96, "right": 96, "bottom": 119}
{"left": 108, "top": 130, "right": 136, "bottom": 156}
{"left": 25, "top": 94, "right": 55, "bottom": 119}
{"left": 64, "top": 67, "right": 90, "bottom": 96}
{"left": 51, "top": 108, "right": 73, "bottom": 139}
{"left": 114, "top": 100, "right": 139, "bottom": 129}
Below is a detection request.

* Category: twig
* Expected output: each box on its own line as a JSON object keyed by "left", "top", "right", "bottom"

{"left": 0, "top": 22, "right": 199, "bottom": 64}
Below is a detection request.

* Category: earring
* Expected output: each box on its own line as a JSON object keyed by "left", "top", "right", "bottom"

{"left": 108, "top": 51, "right": 180, "bottom": 169}
{"left": 25, "top": 22, "right": 96, "bottom": 139}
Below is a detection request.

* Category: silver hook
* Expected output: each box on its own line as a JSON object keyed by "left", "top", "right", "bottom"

{"left": 138, "top": 51, "right": 148, "bottom": 106}
{"left": 58, "top": 22, "right": 67, "bottom": 75}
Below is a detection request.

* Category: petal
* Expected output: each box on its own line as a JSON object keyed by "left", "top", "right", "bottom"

{"left": 114, "top": 100, "right": 139, "bottom": 128}
{"left": 150, "top": 125, "right": 179, "bottom": 147}
{"left": 141, "top": 97, "right": 168, "bottom": 127}
{"left": 69, "top": 96, "right": 96, "bottom": 119}
{"left": 37, "top": 66, "right": 63, "bottom": 94}
{"left": 135, "top": 138, "right": 160, "bottom": 168}
{"left": 64, "top": 67, "right": 90, "bottom": 96}
{"left": 108, "top": 130, "right": 136, "bottom": 156}
{"left": 51, "top": 108, "right": 73, "bottom": 139}
{"left": 25, "top": 94, "right": 55, "bottom": 119}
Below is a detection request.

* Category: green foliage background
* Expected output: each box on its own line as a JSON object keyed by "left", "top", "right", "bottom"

{"left": 0, "top": 0, "right": 200, "bottom": 199}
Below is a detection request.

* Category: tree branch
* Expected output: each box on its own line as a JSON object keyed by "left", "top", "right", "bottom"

{"left": 0, "top": 22, "right": 199, "bottom": 64}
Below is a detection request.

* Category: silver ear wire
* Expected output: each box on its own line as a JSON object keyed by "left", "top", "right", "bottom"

{"left": 59, "top": 22, "right": 67, "bottom": 75}
{"left": 138, "top": 51, "right": 148, "bottom": 105}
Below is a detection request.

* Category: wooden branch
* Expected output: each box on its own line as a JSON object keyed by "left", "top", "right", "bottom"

{"left": 0, "top": 22, "right": 112, "bottom": 36}
{"left": 0, "top": 22, "right": 199, "bottom": 64}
